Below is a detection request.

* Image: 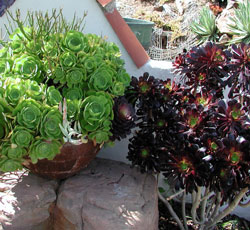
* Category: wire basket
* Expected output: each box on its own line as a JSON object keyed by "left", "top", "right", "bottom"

{"left": 148, "top": 27, "right": 197, "bottom": 61}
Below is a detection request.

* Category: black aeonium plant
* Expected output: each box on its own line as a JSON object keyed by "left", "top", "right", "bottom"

{"left": 126, "top": 42, "right": 250, "bottom": 230}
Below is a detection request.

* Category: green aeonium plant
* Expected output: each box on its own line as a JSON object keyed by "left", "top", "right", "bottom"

{"left": 0, "top": 9, "right": 135, "bottom": 172}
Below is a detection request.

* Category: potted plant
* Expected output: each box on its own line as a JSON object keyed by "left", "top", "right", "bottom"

{"left": 0, "top": 9, "right": 135, "bottom": 179}
{"left": 125, "top": 42, "right": 249, "bottom": 229}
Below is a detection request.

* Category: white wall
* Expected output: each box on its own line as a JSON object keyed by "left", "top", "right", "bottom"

{"left": 0, "top": 0, "right": 174, "bottom": 163}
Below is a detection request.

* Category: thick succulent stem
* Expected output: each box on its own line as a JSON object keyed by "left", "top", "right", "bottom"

{"left": 181, "top": 191, "right": 189, "bottom": 230}
{"left": 205, "top": 187, "right": 248, "bottom": 229}
{"left": 206, "top": 194, "right": 216, "bottom": 219}
{"left": 165, "top": 188, "right": 185, "bottom": 201}
{"left": 210, "top": 191, "right": 221, "bottom": 220}
{"left": 239, "top": 199, "right": 250, "bottom": 208}
{"left": 191, "top": 186, "right": 202, "bottom": 224}
{"left": 200, "top": 186, "right": 210, "bottom": 223}
{"left": 158, "top": 190, "right": 185, "bottom": 230}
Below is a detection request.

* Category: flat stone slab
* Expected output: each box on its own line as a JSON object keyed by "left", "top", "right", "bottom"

{"left": 0, "top": 158, "right": 158, "bottom": 230}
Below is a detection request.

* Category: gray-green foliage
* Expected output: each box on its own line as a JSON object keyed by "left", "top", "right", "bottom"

{"left": 190, "top": 7, "right": 219, "bottom": 44}
{"left": 227, "top": 0, "right": 250, "bottom": 44}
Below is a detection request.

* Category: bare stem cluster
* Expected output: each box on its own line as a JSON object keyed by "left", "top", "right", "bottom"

{"left": 158, "top": 178, "right": 249, "bottom": 230}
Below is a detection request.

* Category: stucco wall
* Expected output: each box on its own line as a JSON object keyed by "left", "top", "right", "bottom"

{"left": 0, "top": 0, "right": 173, "bottom": 77}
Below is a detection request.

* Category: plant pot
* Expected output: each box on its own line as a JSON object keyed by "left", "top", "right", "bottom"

{"left": 123, "top": 17, "right": 154, "bottom": 50}
{"left": 22, "top": 141, "right": 101, "bottom": 180}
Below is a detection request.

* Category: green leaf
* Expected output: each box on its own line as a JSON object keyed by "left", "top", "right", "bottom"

{"left": 64, "top": 30, "right": 86, "bottom": 52}
{"left": 158, "top": 187, "right": 166, "bottom": 194}
{"left": 40, "top": 108, "right": 63, "bottom": 140}
{"left": 29, "top": 139, "right": 61, "bottom": 163}
{"left": 46, "top": 86, "right": 62, "bottom": 106}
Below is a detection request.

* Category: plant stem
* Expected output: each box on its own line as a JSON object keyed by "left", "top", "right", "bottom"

{"left": 191, "top": 186, "right": 202, "bottom": 224}
{"left": 200, "top": 186, "right": 210, "bottom": 223}
{"left": 206, "top": 194, "right": 216, "bottom": 219}
{"left": 206, "top": 187, "right": 248, "bottom": 229}
{"left": 158, "top": 190, "right": 185, "bottom": 230}
{"left": 210, "top": 191, "right": 221, "bottom": 220}
{"left": 165, "top": 188, "right": 185, "bottom": 201}
{"left": 239, "top": 199, "right": 250, "bottom": 208}
{"left": 181, "top": 191, "right": 189, "bottom": 230}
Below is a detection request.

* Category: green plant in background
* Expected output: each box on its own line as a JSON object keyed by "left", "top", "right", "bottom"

{"left": 190, "top": 7, "right": 219, "bottom": 44}
{"left": 166, "top": 18, "right": 187, "bottom": 43}
{"left": 134, "top": 10, "right": 166, "bottom": 29}
{"left": 0, "top": 9, "right": 134, "bottom": 172}
{"left": 227, "top": 0, "right": 250, "bottom": 44}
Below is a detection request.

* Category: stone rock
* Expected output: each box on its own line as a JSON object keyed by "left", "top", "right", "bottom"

{"left": 54, "top": 158, "right": 158, "bottom": 230}
{"left": 175, "top": 0, "right": 194, "bottom": 15}
{"left": 0, "top": 172, "right": 58, "bottom": 230}
{"left": 216, "top": 8, "right": 235, "bottom": 34}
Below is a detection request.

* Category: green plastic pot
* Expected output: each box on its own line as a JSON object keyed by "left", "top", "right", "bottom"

{"left": 123, "top": 17, "right": 154, "bottom": 50}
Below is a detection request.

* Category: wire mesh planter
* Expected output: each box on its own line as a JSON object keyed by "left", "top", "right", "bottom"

{"left": 148, "top": 27, "right": 197, "bottom": 61}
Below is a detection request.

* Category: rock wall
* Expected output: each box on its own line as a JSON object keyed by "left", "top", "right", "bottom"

{"left": 0, "top": 158, "right": 158, "bottom": 230}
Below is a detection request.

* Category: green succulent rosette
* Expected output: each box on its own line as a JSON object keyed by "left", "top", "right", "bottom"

{"left": 13, "top": 99, "right": 42, "bottom": 130}
{"left": 43, "top": 39, "right": 59, "bottom": 57}
{"left": 46, "top": 86, "right": 62, "bottom": 106}
{"left": 117, "top": 69, "right": 131, "bottom": 87}
{"left": 104, "top": 42, "right": 120, "bottom": 55}
{"left": 88, "top": 66, "right": 113, "bottom": 91}
{"left": 66, "top": 68, "right": 87, "bottom": 88}
{"left": 5, "top": 78, "right": 25, "bottom": 106}
{"left": 66, "top": 99, "right": 80, "bottom": 120}
{"left": 29, "top": 139, "right": 61, "bottom": 163}
{"left": 83, "top": 56, "right": 97, "bottom": 73}
{"left": 63, "top": 87, "right": 83, "bottom": 101}
{"left": 111, "top": 81, "right": 125, "bottom": 96}
{"left": 0, "top": 106, "right": 9, "bottom": 139}
{"left": 13, "top": 54, "right": 42, "bottom": 80}
{"left": 0, "top": 119, "right": 8, "bottom": 139}
{"left": 64, "top": 30, "right": 86, "bottom": 52}
{"left": 0, "top": 157, "right": 22, "bottom": 172}
{"left": 60, "top": 52, "right": 77, "bottom": 67}
{"left": 40, "top": 108, "right": 63, "bottom": 140}
{"left": 25, "top": 79, "right": 45, "bottom": 101}
{"left": 0, "top": 47, "right": 9, "bottom": 59}
{"left": 9, "top": 27, "right": 32, "bottom": 41}
{"left": 0, "top": 142, "right": 27, "bottom": 160}
{"left": 26, "top": 40, "right": 43, "bottom": 55}
{"left": 53, "top": 67, "right": 66, "bottom": 84}
{"left": 93, "top": 54, "right": 104, "bottom": 66}
{"left": 88, "top": 128, "right": 112, "bottom": 144}
{"left": 80, "top": 92, "right": 113, "bottom": 141}
{"left": 10, "top": 40, "right": 25, "bottom": 54}
{"left": 7, "top": 145, "right": 27, "bottom": 159}
{"left": 0, "top": 58, "right": 12, "bottom": 75}
{"left": 11, "top": 126, "right": 34, "bottom": 148}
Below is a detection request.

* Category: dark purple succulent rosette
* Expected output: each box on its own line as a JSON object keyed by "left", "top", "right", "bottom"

{"left": 125, "top": 43, "right": 249, "bottom": 200}
{"left": 110, "top": 96, "right": 136, "bottom": 141}
{"left": 227, "top": 43, "right": 250, "bottom": 98}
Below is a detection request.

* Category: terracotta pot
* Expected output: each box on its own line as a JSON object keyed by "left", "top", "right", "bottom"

{"left": 22, "top": 141, "right": 101, "bottom": 180}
